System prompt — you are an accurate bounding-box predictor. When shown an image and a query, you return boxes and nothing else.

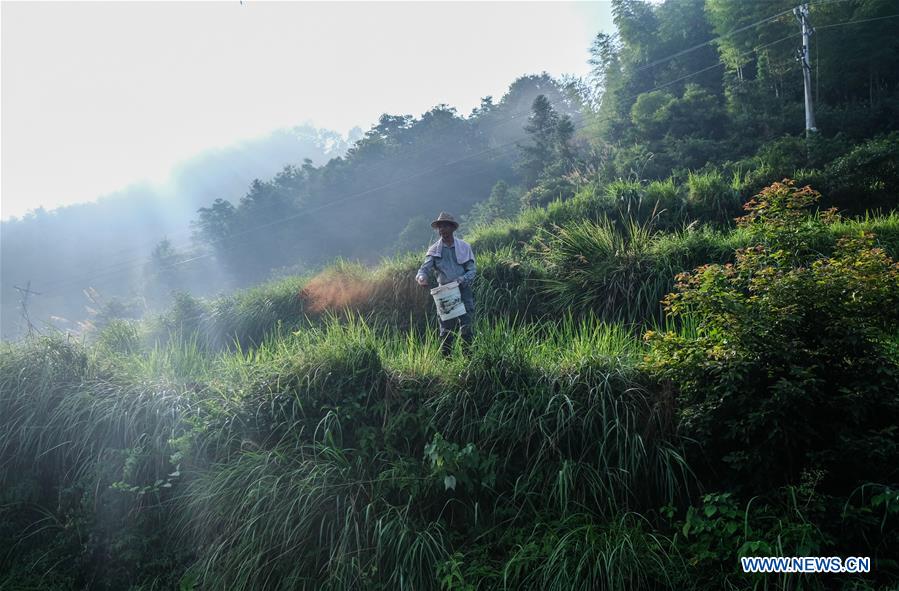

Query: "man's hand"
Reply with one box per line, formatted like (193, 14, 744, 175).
(416, 275, 428, 287)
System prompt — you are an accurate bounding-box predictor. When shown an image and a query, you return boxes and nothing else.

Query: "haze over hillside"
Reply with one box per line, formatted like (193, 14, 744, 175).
(1, 1, 608, 342)
(2, 70, 579, 341)
(1, 123, 360, 339)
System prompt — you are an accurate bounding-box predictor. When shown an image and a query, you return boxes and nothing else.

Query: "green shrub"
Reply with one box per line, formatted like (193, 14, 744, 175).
(605, 178, 643, 214)
(468, 186, 609, 253)
(835, 212, 899, 260)
(644, 178, 685, 226)
(522, 175, 577, 208)
(160, 291, 208, 341)
(665, 485, 836, 589)
(652, 225, 742, 271)
(647, 181, 899, 493)
(734, 133, 853, 199)
(473, 247, 545, 319)
(685, 170, 741, 226)
(753, 135, 810, 175)
(824, 132, 899, 213)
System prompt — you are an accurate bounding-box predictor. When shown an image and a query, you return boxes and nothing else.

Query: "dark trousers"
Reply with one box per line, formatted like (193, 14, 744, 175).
(439, 310, 474, 356)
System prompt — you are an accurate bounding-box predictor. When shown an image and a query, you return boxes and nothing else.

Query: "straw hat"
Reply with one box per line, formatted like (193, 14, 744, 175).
(431, 211, 459, 229)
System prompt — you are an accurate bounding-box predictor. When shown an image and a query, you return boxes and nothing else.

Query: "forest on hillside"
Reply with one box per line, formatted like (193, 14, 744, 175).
(2, 0, 899, 589)
(4, 0, 897, 341)
(170, 0, 899, 277)
(1, 124, 361, 340)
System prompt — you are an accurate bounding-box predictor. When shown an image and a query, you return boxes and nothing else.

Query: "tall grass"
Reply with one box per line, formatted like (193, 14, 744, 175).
(162, 316, 693, 589)
(466, 185, 609, 252)
(0, 336, 198, 587)
(428, 318, 691, 515)
(644, 177, 686, 224)
(502, 513, 687, 590)
(7, 280, 896, 587)
(144, 276, 307, 351)
(832, 210, 899, 258)
(182, 443, 448, 591)
(130, 201, 897, 354)
(4, 174, 895, 588)
(534, 218, 677, 323)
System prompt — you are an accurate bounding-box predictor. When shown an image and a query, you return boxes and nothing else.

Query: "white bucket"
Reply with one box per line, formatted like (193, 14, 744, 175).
(430, 281, 467, 321)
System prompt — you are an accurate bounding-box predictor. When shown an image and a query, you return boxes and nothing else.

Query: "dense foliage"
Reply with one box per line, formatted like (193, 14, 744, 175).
(3, 0, 899, 587)
(2, 177, 898, 589)
(648, 181, 899, 492)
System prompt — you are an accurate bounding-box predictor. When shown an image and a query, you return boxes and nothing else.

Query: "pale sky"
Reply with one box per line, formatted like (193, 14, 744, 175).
(1, 1, 613, 220)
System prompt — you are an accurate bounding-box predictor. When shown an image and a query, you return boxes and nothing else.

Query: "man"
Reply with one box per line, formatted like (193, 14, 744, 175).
(415, 212, 476, 357)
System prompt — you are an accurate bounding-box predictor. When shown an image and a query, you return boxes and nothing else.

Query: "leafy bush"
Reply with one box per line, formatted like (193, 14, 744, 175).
(647, 181, 899, 494)
(664, 484, 837, 589)
(464, 180, 524, 228)
(824, 132, 899, 213)
(753, 134, 849, 175)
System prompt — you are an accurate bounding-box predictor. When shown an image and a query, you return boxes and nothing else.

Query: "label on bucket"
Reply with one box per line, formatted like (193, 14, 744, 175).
(430, 281, 466, 321)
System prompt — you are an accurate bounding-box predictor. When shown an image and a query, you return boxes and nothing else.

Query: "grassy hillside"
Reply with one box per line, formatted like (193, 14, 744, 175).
(133, 175, 899, 352)
(2, 179, 898, 590)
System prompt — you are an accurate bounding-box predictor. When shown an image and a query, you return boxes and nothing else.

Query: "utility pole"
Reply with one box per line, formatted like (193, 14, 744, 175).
(14, 281, 41, 338)
(794, 3, 818, 136)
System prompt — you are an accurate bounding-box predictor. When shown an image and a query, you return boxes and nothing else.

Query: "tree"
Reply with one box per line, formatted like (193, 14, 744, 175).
(192, 198, 236, 247)
(519, 95, 575, 187)
(587, 32, 623, 115)
(143, 238, 185, 305)
(465, 181, 523, 227)
(520, 95, 558, 186)
(393, 215, 435, 255)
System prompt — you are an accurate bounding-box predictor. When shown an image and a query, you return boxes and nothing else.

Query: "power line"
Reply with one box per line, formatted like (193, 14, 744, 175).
(31, 109, 537, 293)
(152, 16, 899, 270)
(43, 144, 520, 293)
(631, 6, 796, 75)
(628, 0, 866, 77)
(18, 2, 875, 299)
(30, 27, 822, 296)
(158, 33, 829, 271)
(32, 12, 894, 297)
(26, 4, 804, 293)
(38, 43, 786, 295)
(816, 12, 899, 29)
(13, 282, 42, 337)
